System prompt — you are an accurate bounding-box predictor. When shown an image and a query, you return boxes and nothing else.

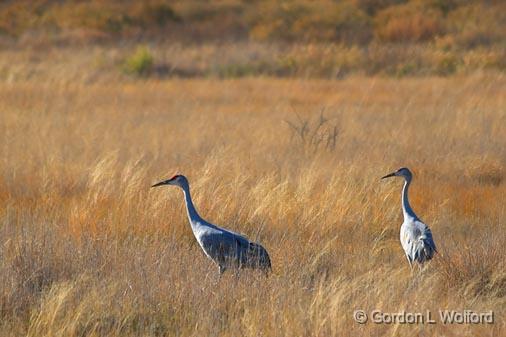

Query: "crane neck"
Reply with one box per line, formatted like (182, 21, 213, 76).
(180, 182, 204, 225)
(401, 177, 417, 220)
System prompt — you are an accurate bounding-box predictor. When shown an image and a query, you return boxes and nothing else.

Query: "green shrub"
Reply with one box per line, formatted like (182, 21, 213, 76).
(122, 46, 154, 76)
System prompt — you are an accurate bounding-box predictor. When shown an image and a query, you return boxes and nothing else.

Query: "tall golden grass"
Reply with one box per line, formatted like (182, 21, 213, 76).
(0, 74, 505, 336)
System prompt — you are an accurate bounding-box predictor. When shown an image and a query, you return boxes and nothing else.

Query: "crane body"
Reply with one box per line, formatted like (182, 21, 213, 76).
(152, 175, 271, 276)
(382, 168, 437, 267)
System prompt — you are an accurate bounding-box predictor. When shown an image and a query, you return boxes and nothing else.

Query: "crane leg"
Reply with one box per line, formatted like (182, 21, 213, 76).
(211, 265, 226, 284)
(217, 265, 226, 283)
(406, 256, 413, 272)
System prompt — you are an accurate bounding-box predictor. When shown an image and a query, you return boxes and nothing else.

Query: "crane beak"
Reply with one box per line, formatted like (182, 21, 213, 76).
(151, 179, 171, 188)
(381, 172, 396, 180)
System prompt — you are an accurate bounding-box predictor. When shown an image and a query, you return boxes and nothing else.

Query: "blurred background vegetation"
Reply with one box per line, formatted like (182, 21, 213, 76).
(0, 0, 505, 78)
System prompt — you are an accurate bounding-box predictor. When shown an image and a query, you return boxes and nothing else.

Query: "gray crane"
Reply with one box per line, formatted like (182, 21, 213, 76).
(152, 174, 271, 276)
(382, 167, 437, 268)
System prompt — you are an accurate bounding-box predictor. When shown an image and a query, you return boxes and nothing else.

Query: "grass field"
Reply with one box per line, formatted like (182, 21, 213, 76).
(0, 73, 505, 336)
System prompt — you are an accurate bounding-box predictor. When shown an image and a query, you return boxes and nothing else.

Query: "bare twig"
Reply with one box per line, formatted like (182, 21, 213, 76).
(284, 108, 339, 153)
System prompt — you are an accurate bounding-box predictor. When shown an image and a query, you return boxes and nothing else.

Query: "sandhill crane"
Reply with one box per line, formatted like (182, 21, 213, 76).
(381, 167, 437, 268)
(151, 174, 271, 277)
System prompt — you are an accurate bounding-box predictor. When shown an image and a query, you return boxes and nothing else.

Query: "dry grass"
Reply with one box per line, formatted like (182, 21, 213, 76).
(0, 73, 505, 336)
(1, 43, 504, 83)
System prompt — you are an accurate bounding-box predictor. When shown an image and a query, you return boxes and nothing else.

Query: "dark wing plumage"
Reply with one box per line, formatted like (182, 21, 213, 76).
(239, 240, 271, 271)
(407, 221, 437, 264)
(222, 228, 271, 270)
(200, 228, 271, 272)
(414, 226, 437, 263)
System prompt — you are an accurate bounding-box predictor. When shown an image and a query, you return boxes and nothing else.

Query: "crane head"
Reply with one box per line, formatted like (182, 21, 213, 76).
(151, 174, 187, 188)
(381, 167, 412, 180)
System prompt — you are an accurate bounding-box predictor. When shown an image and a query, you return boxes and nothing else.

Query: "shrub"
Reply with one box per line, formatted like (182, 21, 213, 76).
(248, 1, 310, 42)
(352, 0, 407, 15)
(461, 50, 506, 72)
(131, 1, 181, 27)
(122, 46, 154, 77)
(446, 3, 506, 48)
(433, 51, 459, 75)
(333, 2, 373, 44)
(374, 2, 444, 42)
(248, 1, 372, 44)
(0, 1, 47, 37)
(49, 2, 132, 33)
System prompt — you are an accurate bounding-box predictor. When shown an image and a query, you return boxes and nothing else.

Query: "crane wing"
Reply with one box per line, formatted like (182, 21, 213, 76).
(198, 227, 271, 270)
(401, 220, 437, 264)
